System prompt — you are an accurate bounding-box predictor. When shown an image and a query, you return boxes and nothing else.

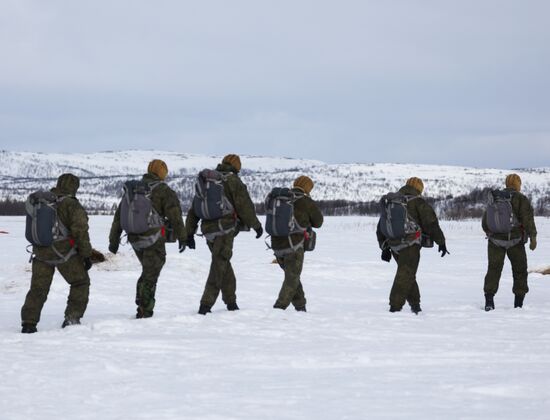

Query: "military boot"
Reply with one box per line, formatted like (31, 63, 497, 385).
(198, 304, 212, 315)
(410, 303, 422, 314)
(227, 303, 239, 311)
(136, 307, 153, 319)
(62, 318, 81, 328)
(514, 294, 525, 308)
(484, 294, 495, 311)
(21, 323, 37, 334)
(295, 306, 307, 312)
(389, 306, 401, 313)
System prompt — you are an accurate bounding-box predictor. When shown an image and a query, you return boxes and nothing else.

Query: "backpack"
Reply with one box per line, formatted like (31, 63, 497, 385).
(485, 190, 518, 234)
(378, 192, 421, 243)
(119, 180, 164, 235)
(192, 169, 234, 221)
(264, 188, 306, 237)
(25, 190, 69, 247)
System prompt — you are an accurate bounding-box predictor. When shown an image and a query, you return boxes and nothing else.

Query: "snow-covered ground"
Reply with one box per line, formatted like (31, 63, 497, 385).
(1, 216, 550, 420)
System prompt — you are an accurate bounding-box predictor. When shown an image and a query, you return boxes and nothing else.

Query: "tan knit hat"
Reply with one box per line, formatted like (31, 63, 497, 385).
(505, 173, 522, 192)
(406, 177, 424, 194)
(222, 154, 242, 172)
(293, 176, 314, 194)
(147, 159, 168, 180)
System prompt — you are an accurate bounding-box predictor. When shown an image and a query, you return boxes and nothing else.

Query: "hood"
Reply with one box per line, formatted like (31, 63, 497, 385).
(216, 163, 239, 174)
(399, 184, 422, 196)
(53, 173, 80, 196)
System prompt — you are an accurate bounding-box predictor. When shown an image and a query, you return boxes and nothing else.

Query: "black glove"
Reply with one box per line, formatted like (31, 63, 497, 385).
(187, 235, 196, 250)
(381, 248, 392, 262)
(438, 243, 450, 257)
(178, 239, 186, 253)
(254, 226, 263, 239)
(83, 257, 92, 271)
(109, 242, 119, 255)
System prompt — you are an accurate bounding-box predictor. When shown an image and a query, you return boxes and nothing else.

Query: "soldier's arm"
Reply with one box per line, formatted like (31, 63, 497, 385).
(162, 188, 187, 241)
(231, 177, 261, 230)
(109, 204, 123, 246)
(306, 198, 324, 228)
(519, 194, 537, 237)
(185, 207, 200, 236)
(417, 199, 446, 246)
(69, 202, 93, 258)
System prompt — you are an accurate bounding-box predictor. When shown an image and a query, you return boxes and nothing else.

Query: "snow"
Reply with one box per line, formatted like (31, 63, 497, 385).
(1, 215, 550, 419)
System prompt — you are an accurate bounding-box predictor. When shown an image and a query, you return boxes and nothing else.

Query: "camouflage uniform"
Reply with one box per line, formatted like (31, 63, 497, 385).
(377, 185, 446, 311)
(21, 174, 93, 327)
(271, 189, 324, 310)
(109, 173, 186, 317)
(186, 163, 261, 310)
(482, 189, 537, 298)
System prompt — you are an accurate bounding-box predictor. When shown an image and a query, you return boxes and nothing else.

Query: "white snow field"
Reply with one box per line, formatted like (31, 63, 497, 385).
(1, 216, 550, 420)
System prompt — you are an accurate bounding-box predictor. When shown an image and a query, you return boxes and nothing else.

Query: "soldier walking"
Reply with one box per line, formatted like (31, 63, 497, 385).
(482, 174, 537, 310)
(377, 177, 448, 313)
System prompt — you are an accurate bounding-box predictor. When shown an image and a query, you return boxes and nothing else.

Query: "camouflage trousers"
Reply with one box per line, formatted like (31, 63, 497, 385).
(274, 248, 306, 309)
(134, 240, 166, 317)
(484, 241, 528, 296)
(389, 245, 421, 310)
(21, 255, 90, 325)
(200, 233, 237, 309)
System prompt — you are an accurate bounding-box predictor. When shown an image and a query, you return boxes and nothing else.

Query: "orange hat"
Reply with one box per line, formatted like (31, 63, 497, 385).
(406, 177, 424, 194)
(222, 154, 242, 172)
(147, 159, 168, 180)
(293, 176, 314, 194)
(505, 173, 522, 192)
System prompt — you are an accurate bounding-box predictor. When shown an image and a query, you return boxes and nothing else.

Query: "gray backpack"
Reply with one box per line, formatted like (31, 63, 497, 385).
(485, 190, 518, 234)
(192, 169, 234, 221)
(119, 180, 164, 235)
(379, 192, 421, 243)
(25, 191, 69, 247)
(264, 188, 305, 237)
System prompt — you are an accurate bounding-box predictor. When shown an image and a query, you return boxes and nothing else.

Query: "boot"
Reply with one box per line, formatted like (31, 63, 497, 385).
(514, 294, 524, 308)
(295, 306, 307, 312)
(389, 306, 401, 313)
(484, 294, 495, 311)
(410, 303, 422, 314)
(273, 303, 286, 310)
(21, 323, 37, 334)
(61, 318, 81, 328)
(198, 304, 211, 315)
(136, 307, 153, 319)
(227, 302, 239, 311)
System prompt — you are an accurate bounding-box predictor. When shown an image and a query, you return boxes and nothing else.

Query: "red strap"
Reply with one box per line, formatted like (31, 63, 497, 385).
(69, 238, 76, 247)
(161, 226, 166, 237)
(415, 231, 421, 239)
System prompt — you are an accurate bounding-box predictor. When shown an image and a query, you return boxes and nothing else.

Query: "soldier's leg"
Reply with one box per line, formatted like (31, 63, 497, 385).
(135, 243, 166, 317)
(57, 255, 90, 322)
(483, 241, 506, 296)
(291, 281, 307, 310)
(201, 234, 233, 308)
(220, 235, 237, 306)
(21, 259, 55, 326)
(508, 243, 528, 297)
(274, 249, 305, 309)
(389, 245, 421, 310)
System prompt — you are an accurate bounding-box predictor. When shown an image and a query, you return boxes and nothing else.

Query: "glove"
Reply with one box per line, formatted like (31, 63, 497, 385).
(438, 243, 450, 257)
(108, 242, 119, 255)
(187, 235, 196, 250)
(178, 239, 186, 253)
(530, 236, 537, 251)
(254, 226, 263, 239)
(381, 249, 392, 262)
(83, 257, 92, 271)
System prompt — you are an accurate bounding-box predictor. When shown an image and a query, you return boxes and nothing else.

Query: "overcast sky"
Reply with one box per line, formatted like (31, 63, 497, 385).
(1, 0, 549, 168)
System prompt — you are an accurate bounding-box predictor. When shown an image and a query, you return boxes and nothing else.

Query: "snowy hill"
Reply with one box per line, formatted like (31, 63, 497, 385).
(1, 150, 549, 212)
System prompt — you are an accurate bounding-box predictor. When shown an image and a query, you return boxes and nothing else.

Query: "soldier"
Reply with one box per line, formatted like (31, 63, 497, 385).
(269, 176, 324, 312)
(21, 173, 93, 333)
(186, 154, 263, 315)
(109, 159, 187, 318)
(377, 177, 448, 313)
(482, 174, 537, 311)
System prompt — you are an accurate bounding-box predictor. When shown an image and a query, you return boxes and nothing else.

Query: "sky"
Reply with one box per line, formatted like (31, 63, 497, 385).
(0, 0, 549, 168)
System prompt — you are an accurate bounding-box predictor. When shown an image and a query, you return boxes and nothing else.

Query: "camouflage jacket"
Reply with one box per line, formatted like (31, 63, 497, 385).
(271, 188, 324, 251)
(109, 173, 186, 246)
(376, 185, 446, 248)
(186, 163, 261, 236)
(482, 188, 537, 240)
(34, 174, 92, 261)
